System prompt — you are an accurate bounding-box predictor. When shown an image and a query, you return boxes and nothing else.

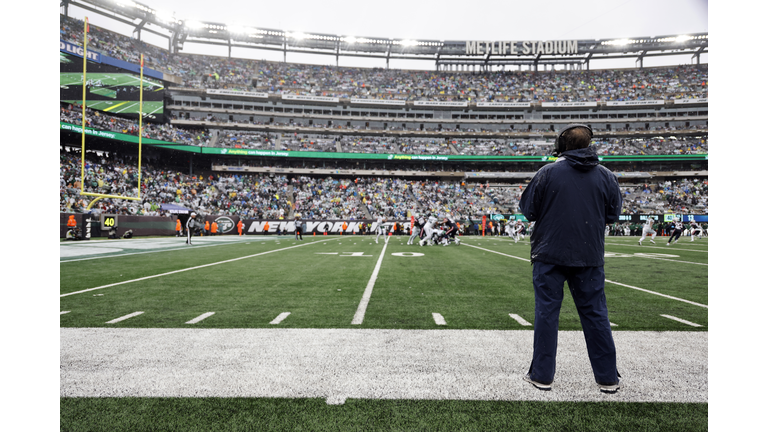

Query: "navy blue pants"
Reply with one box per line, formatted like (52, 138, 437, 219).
(529, 262, 618, 386)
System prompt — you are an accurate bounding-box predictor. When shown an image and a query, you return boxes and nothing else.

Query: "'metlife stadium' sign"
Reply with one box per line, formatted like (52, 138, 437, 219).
(465, 40, 578, 55)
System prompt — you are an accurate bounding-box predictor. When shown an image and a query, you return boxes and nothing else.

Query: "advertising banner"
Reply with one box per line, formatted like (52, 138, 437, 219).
(350, 98, 406, 106)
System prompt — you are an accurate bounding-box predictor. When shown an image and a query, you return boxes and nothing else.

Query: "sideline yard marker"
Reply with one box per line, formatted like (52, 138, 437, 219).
(106, 311, 144, 324)
(509, 313, 532, 326)
(186, 312, 215, 324)
(432, 313, 447, 326)
(660, 314, 702, 327)
(270, 312, 291, 325)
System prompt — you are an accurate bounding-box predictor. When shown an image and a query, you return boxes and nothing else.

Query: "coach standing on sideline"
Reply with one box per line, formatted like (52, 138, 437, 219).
(519, 124, 623, 394)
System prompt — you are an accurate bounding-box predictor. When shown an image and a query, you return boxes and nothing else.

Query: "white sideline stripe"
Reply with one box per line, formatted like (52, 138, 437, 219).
(661, 314, 703, 327)
(432, 313, 447, 326)
(61, 240, 253, 263)
(61, 239, 332, 297)
(186, 312, 215, 324)
(60, 311, 71, 315)
(106, 311, 144, 324)
(351, 237, 389, 325)
(605, 280, 708, 309)
(326, 395, 347, 405)
(465, 242, 708, 309)
(508, 313, 531, 326)
(270, 312, 291, 325)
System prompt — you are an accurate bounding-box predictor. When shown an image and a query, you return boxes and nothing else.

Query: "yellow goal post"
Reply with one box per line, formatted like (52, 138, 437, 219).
(78, 16, 144, 204)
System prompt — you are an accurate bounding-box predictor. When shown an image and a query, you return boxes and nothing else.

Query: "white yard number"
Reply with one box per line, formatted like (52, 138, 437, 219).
(391, 252, 424, 257)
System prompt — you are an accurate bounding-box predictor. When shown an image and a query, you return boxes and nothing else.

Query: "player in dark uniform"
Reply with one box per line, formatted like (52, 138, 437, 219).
(666, 218, 684, 245)
(407, 213, 423, 245)
(689, 221, 703, 242)
(442, 217, 461, 245)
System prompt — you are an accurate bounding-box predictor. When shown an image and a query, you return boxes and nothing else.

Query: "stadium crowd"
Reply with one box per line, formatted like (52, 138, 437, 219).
(61, 147, 708, 221)
(61, 15, 708, 103)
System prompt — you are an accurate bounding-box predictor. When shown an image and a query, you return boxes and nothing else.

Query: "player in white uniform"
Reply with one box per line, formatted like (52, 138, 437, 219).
(375, 215, 387, 244)
(638, 217, 657, 245)
(689, 221, 703, 241)
(513, 220, 525, 243)
(419, 215, 438, 246)
(505, 219, 515, 240)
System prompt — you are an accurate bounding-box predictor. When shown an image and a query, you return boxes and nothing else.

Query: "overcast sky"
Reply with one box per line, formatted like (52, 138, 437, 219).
(64, 0, 709, 70)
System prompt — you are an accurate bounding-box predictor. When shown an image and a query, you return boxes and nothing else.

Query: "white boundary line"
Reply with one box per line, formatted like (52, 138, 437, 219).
(186, 312, 215, 324)
(60, 239, 332, 298)
(660, 314, 703, 327)
(270, 312, 291, 325)
(106, 311, 144, 324)
(61, 240, 253, 263)
(464, 242, 708, 309)
(351, 237, 389, 325)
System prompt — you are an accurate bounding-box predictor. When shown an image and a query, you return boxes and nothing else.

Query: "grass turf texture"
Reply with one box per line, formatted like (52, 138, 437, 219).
(60, 235, 708, 429)
(60, 397, 707, 432)
(61, 236, 707, 330)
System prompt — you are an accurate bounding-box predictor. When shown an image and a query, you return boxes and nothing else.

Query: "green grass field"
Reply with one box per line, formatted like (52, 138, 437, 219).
(60, 234, 708, 430)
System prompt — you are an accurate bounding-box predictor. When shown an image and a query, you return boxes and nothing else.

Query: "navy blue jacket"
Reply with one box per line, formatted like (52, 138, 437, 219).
(520, 147, 622, 267)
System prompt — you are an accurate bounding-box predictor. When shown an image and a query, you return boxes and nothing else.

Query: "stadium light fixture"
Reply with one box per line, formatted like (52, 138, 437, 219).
(343, 36, 357, 44)
(400, 40, 418, 46)
(289, 32, 308, 40)
(675, 35, 693, 43)
(184, 20, 205, 30)
(154, 9, 175, 23)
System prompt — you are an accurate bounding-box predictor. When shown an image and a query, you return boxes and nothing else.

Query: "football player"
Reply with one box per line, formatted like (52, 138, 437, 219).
(638, 217, 657, 245)
(407, 213, 422, 245)
(666, 218, 684, 245)
(690, 220, 703, 241)
(419, 214, 439, 246)
(443, 217, 461, 245)
(375, 215, 387, 244)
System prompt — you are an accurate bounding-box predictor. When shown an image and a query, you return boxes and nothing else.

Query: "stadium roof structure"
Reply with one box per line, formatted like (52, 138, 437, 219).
(62, 0, 707, 70)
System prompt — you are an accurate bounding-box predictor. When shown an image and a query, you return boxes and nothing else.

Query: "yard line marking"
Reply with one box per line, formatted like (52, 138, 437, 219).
(61, 239, 333, 297)
(605, 242, 708, 253)
(186, 312, 215, 324)
(462, 243, 531, 262)
(351, 237, 389, 325)
(605, 280, 708, 308)
(102, 100, 129, 112)
(508, 313, 532, 326)
(660, 314, 703, 327)
(270, 312, 291, 324)
(432, 313, 447, 326)
(60, 311, 71, 315)
(610, 322, 618, 327)
(621, 253, 707, 266)
(464, 243, 707, 309)
(106, 311, 144, 324)
(115, 102, 138, 113)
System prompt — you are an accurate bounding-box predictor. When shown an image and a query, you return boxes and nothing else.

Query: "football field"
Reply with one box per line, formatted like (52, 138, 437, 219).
(60, 234, 708, 430)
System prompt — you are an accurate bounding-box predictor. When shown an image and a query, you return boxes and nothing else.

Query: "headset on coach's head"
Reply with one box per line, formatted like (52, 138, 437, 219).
(553, 124, 593, 156)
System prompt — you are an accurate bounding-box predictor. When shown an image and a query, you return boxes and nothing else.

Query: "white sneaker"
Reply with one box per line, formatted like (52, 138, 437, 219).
(666, 243, 670, 246)
(638, 240, 642, 245)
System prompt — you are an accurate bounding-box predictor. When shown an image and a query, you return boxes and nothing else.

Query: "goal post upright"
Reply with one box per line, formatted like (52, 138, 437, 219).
(77, 17, 143, 204)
